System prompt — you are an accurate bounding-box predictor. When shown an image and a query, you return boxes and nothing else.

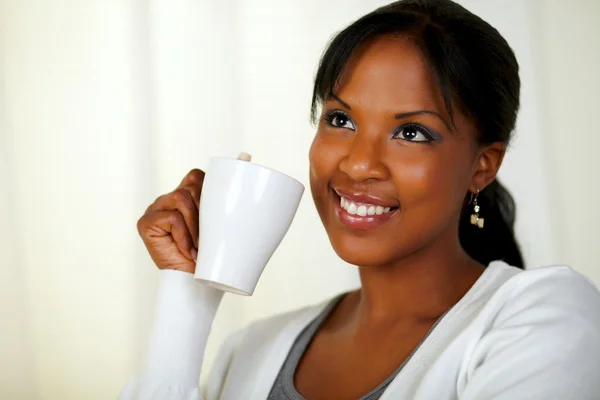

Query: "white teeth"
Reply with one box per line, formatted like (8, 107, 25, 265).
(339, 196, 394, 217)
(347, 203, 357, 215)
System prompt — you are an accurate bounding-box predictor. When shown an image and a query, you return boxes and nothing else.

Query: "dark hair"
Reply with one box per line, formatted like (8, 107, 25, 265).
(311, 0, 524, 268)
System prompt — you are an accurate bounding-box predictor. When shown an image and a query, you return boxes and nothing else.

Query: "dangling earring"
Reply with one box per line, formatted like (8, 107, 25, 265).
(470, 189, 484, 228)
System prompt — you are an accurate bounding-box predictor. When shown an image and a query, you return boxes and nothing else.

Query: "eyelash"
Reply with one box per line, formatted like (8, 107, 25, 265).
(391, 123, 439, 142)
(322, 109, 441, 143)
(323, 109, 353, 129)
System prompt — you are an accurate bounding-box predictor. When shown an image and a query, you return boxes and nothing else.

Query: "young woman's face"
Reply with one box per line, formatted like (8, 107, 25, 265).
(309, 35, 484, 267)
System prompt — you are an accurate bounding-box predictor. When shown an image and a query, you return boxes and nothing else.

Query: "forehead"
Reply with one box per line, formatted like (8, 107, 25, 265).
(335, 35, 446, 115)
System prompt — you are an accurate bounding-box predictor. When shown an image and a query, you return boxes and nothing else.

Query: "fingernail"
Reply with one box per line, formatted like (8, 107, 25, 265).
(191, 248, 198, 261)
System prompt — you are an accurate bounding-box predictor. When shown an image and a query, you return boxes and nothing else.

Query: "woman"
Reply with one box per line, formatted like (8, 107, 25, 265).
(121, 1, 600, 399)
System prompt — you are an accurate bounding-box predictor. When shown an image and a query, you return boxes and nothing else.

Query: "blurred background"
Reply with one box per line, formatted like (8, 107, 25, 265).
(0, 0, 598, 398)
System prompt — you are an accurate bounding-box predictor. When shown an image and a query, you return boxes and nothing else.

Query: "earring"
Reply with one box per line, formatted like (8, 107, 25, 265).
(470, 189, 484, 228)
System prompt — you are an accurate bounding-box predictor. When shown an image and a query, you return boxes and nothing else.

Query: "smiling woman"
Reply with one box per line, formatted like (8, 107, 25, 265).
(120, 1, 600, 399)
(309, 34, 512, 272)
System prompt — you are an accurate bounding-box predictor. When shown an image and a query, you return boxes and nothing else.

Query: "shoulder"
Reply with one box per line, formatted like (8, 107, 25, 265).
(225, 297, 333, 351)
(458, 263, 600, 398)
(480, 261, 600, 341)
(205, 295, 338, 398)
(208, 295, 337, 365)
(490, 262, 600, 320)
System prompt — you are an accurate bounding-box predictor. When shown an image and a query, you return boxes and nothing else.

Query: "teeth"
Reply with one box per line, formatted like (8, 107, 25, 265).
(339, 196, 394, 216)
(347, 203, 357, 215)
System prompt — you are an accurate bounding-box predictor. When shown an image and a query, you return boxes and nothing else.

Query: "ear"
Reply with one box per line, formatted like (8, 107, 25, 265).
(469, 142, 506, 192)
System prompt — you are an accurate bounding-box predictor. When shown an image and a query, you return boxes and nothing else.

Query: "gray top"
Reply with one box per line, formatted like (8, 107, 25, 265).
(267, 294, 446, 400)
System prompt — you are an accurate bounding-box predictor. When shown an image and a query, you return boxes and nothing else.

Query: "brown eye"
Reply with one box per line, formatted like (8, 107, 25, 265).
(324, 110, 356, 130)
(404, 126, 418, 139)
(332, 114, 349, 127)
(392, 123, 436, 142)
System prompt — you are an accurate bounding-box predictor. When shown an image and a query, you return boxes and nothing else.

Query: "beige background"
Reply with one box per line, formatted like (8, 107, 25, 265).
(1, 0, 598, 398)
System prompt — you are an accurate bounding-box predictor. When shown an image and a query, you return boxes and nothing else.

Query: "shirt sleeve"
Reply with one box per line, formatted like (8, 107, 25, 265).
(458, 267, 600, 400)
(119, 269, 224, 400)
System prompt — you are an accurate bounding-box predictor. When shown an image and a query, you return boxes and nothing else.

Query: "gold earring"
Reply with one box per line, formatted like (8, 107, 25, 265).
(470, 189, 484, 229)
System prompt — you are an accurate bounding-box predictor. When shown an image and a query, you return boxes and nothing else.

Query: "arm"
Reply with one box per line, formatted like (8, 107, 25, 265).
(119, 270, 223, 400)
(458, 268, 600, 400)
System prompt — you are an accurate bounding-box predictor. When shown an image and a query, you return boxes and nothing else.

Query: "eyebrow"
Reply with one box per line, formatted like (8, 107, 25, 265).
(332, 94, 352, 110)
(331, 94, 453, 132)
(395, 110, 453, 131)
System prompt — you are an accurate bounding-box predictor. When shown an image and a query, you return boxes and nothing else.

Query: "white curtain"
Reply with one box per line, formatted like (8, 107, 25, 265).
(1, 1, 598, 398)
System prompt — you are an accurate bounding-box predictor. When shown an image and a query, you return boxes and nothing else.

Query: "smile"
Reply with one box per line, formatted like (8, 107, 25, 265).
(340, 197, 393, 216)
(333, 190, 399, 230)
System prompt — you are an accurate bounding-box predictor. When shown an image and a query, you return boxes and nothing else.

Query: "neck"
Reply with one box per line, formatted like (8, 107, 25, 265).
(354, 228, 483, 324)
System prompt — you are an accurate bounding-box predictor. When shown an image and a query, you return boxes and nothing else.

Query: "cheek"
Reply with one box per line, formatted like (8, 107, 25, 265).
(308, 134, 331, 212)
(309, 131, 345, 189)
(308, 135, 323, 194)
(390, 145, 472, 209)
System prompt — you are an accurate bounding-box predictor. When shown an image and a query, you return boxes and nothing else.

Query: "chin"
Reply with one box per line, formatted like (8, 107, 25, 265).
(328, 234, 397, 268)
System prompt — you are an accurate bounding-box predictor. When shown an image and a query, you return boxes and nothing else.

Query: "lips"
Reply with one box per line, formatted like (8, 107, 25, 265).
(340, 196, 393, 216)
(334, 189, 398, 208)
(332, 188, 399, 229)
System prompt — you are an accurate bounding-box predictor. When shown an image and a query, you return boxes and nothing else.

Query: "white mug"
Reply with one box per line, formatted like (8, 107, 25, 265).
(194, 157, 305, 295)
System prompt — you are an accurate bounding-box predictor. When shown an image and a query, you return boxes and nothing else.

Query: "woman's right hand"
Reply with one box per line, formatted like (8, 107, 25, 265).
(137, 169, 205, 274)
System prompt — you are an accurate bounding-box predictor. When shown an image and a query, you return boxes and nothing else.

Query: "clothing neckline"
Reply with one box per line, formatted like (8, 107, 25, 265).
(280, 260, 511, 400)
(282, 295, 449, 400)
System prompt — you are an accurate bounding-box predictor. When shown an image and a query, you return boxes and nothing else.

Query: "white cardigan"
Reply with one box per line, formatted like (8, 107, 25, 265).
(120, 261, 600, 399)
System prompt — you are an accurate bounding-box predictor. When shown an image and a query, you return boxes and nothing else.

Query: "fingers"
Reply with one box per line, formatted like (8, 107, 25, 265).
(138, 169, 206, 270)
(180, 184, 201, 210)
(179, 169, 205, 191)
(177, 168, 205, 208)
(139, 210, 196, 262)
(148, 188, 199, 248)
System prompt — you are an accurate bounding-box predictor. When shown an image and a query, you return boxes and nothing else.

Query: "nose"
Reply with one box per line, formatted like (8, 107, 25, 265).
(338, 133, 389, 182)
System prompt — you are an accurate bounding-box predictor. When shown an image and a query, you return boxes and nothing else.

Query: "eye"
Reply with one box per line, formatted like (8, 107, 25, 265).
(392, 123, 437, 143)
(323, 110, 355, 130)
